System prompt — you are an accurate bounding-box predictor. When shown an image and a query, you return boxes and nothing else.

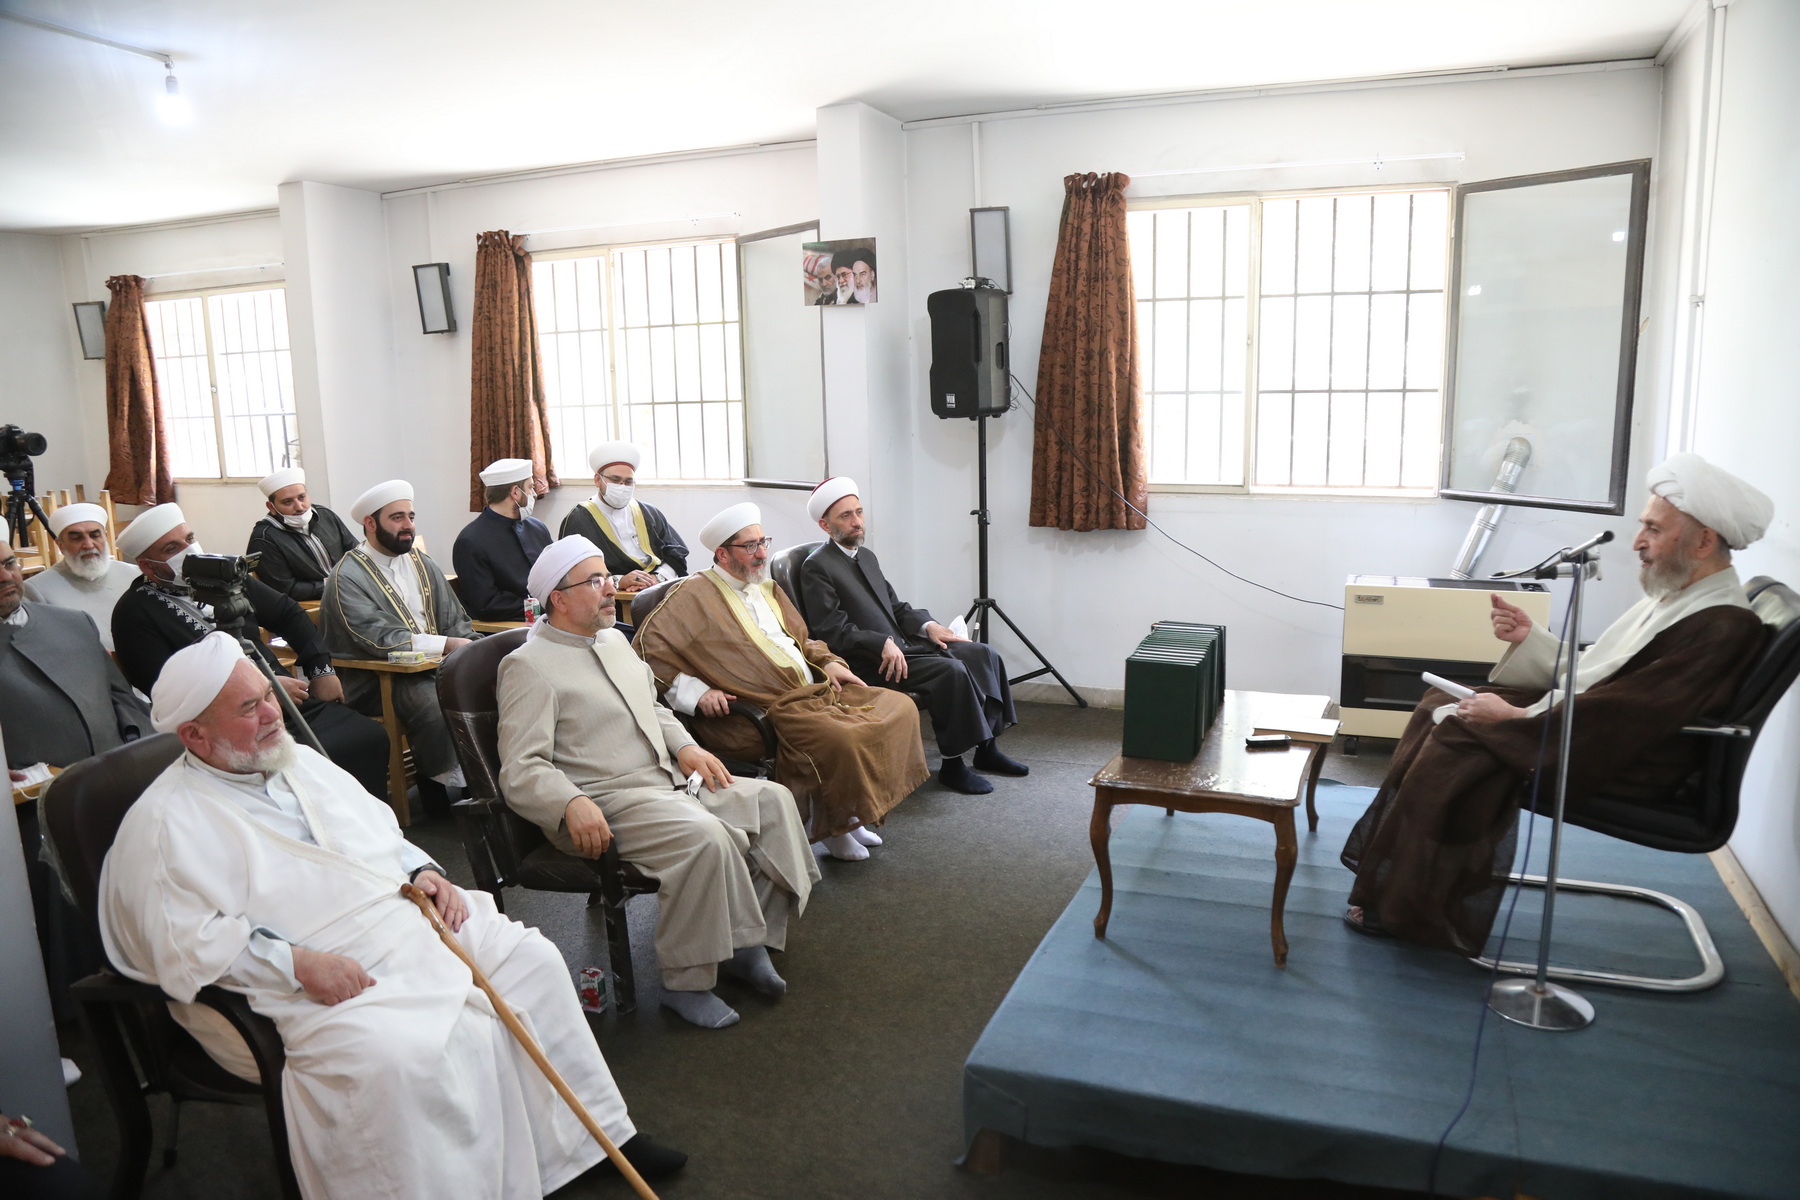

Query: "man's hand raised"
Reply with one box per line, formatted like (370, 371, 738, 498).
(293, 946, 375, 1005)
(564, 794, 613, 858)
(1489, 594, 1532, 645)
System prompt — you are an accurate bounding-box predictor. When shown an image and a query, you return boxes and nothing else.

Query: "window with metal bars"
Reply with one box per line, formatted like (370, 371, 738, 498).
(144, 286, 299, 480)
(1128, 188, 1449, 492)
(534, 239, 744, 483)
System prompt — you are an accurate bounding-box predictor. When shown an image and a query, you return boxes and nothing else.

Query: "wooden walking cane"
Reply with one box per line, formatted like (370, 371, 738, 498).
(400, 884, 660, 1200)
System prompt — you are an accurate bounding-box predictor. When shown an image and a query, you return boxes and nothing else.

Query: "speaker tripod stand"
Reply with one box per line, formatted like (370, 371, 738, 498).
(962, 412, 1086, 708)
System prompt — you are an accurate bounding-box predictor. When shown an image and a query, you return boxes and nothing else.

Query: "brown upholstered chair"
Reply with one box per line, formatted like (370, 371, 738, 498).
(435, 627, 660, 1012)
(43, 734, 300, 1200)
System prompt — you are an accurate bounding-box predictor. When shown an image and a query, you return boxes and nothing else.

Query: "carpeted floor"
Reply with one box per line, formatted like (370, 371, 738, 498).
(57, 704, 1415, 1199)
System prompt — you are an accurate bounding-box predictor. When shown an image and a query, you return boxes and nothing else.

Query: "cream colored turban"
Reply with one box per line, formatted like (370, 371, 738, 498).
(806, 477, 859, 523)
(1645, 453, 1774, 551)
(529, 535, 606, 603)
(351, 480, 413, 525)
(48, 503, 108, 538)
(257, 467, 305, 497)
(151, 631, 248, 733)
(698, 502, 761, 552)
(587, 441, 642, 473)
(479, 458, 533, 487)
(117, 503, 187, 561)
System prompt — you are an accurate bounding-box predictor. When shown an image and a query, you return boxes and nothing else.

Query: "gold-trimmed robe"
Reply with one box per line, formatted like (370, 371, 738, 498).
(633, 571, 927, 839)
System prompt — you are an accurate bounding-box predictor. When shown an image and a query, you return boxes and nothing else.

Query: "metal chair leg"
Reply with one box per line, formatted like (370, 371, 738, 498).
(606, 897, 638, 1014)
(1471, 872, 1726, 992)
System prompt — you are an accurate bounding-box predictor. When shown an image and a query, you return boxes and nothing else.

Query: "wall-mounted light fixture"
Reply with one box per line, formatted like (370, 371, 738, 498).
(72, 301, 107, 359)
(970, 206, 1011, 294)
(412, 263, 456, 334)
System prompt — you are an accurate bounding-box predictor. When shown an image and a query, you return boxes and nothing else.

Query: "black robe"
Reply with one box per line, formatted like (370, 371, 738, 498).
(111, 575, 390, 799)
(451, 508, 553, 620)
(558, 499, 689, 579)
(1341, 605, 1768, 955)
(798, 540, 1015, 758)
(247, 506, 359, 601)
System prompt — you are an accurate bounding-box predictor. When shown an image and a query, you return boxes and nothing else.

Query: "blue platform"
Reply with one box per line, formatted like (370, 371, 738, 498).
(963, 783, 1800, 1199)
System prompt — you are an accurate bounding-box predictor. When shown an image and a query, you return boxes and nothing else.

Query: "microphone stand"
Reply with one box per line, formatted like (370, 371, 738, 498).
(1485, 533, 1611, 1032)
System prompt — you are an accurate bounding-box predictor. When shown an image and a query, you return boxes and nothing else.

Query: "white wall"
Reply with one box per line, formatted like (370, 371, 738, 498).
(896, 67, 1669, 700)
(1673, 0, 1800, 943)
(0, 232, 88, 493)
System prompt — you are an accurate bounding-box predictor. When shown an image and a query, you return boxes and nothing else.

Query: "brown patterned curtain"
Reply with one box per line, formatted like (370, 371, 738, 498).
(102, 275, 175, 505)
(469, 230, 556, 510)
(1029, 172, 1147, 532)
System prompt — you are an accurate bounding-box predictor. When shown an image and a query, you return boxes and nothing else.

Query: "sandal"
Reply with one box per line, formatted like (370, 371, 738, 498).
(1343, 906, 1393, 938)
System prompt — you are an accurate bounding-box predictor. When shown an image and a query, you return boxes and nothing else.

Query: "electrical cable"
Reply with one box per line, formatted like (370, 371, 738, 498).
(1423, 583, 1580, 1195)
(1006, 373, 1344, 611)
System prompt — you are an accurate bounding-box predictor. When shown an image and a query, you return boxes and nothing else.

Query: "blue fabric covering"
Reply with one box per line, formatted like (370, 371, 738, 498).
(963, 782, 1800, 1199)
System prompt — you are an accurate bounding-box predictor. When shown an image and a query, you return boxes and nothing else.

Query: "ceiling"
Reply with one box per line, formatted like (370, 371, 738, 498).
(0, 0, 1692, 234)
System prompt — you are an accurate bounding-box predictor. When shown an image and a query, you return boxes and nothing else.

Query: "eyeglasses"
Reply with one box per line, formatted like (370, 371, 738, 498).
(726, 537, 774, 552)
(554, 574, 611, 594)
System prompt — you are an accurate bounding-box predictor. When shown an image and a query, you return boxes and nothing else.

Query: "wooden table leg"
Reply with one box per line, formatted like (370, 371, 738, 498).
(1270, 810, 1297, 967)
(379, 672, 410, 827)
(1304, 742, 1328, 833)
(1090, 792, 1117, 938)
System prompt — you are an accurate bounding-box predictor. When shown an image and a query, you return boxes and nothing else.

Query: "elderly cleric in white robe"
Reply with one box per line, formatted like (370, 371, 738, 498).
(99, 633, 684, 1198)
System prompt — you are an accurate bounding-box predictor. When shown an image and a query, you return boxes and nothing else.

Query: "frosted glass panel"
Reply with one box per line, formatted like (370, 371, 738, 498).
(1444, 163, 1647, 513)
(738, 225, 826, 483)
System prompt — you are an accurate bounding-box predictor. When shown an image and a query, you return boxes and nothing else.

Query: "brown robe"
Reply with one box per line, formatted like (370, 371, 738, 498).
(633, 572, 929, 840)
(1341, 605, 1768, 955)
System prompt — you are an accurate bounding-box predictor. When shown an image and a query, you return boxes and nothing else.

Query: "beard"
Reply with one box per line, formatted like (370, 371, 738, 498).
(741, 563, 768, 585)
(1639, 542, 1702, 599)
(65, 548, 111, 581)
(215, 728, 298, 775)
(853, 286, 874, 304)
(833, 530, 864, 550)
(375, 525, 415, 556)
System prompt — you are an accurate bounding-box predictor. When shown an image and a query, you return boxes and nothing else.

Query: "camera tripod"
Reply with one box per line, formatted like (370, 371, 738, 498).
(4, 470, 51, 554)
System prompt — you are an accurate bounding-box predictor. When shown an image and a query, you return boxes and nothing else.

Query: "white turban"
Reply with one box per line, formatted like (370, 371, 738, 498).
(529, 535, 605, 603)
(117, 503, 187, 561)
(1645, 453, 1774, 551)
(587, 441, 642, 474)
(807, 476, 859, 523)
(150, 631, 248, 733)
(257, 467, 305, 497)
(351, 480, 413, 525)
(698, 502, 761, 553)
(479, 458, 533, 487)
(48, 503, 109, 538)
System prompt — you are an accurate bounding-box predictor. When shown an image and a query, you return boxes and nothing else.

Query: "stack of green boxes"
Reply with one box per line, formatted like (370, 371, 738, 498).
(1121, 621, 1227, 761)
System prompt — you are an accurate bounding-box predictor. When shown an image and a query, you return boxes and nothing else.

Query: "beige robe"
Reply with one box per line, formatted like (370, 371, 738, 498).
(633, 570, 928, 840)
(497, 622, 818, 991)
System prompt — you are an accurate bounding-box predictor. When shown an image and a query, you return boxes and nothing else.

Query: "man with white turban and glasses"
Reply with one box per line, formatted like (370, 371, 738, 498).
(245, 467, 360, 601)
(632, 503, 927, 862)
(1342, 453, 1776, 954)
(497, 536, 817, 1029)
(98, 633, 685, 1199)
(557, 441, 689, 591)
(320, 480, 476, 816)
(21, 503, 138, 650)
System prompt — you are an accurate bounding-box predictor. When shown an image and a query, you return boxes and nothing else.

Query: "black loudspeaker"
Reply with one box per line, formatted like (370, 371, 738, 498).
(928, 286, 1009, 418)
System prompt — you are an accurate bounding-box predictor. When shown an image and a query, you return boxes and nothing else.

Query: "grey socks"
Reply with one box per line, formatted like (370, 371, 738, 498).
(661, 988, 740, 1029)
(720, 944, 787, 997)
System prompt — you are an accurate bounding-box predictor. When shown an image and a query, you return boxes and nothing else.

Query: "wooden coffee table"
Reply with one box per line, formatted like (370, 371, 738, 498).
(1088, 690, 1337, 967)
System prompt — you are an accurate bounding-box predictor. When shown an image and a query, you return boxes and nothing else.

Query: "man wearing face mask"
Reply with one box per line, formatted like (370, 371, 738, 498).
(21, 502, 139, 650)
(245, 467, 359, 601)
(451, 458, 553, 621)
(557, 441, 689, 592)
(109, 503, 390, 800)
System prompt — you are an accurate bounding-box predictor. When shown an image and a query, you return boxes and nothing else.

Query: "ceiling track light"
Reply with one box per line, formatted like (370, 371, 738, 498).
(0, 10, 186, 119)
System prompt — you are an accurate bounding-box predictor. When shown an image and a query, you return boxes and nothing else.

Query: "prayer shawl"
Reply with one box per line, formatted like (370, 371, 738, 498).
(99, 748, 630, 1199)
(246, 506, 359, 602)
(559, 498, 689, 579)
(633, 571, 928, 839)
(319, 546, 474, 658)
(1342, 570, 1768, 955)
(21, 558, 139, 651)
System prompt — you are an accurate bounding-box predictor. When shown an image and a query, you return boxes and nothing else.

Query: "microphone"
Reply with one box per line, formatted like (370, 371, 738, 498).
(1558, 529, 1615, 562)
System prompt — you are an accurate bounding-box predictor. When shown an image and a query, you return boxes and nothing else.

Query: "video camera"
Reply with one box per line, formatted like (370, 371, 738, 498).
(181, 550, 263, 642)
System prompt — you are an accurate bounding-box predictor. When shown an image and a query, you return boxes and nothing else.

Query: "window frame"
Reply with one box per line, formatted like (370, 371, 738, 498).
(532, 235, 746, 486)
(1129, 183, 1454, 498)
(145, 280, 297, 484)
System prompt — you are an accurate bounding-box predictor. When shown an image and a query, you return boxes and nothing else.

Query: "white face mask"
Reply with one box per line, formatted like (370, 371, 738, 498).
(163, 542, 203, 583)
(517, 489, 536, 518)
(281, 509, 314, 531)
(602, 482, 634, 509)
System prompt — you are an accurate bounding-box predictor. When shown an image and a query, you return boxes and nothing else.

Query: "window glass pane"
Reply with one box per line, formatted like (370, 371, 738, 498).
(1332, 195, 1372, 294)
(1255, 393, 1293, 485)
(145, 296, 219, 478)
(1327, 392, 1367, 486)
(1152, 211, 1189, 299)
(208, 289, 297, 478)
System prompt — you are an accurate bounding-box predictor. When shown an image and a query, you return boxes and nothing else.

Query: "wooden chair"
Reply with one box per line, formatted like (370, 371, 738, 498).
(328, 655, 426, 825)
(43, 734, 300, 1200)
(435, 628, 660, 1011)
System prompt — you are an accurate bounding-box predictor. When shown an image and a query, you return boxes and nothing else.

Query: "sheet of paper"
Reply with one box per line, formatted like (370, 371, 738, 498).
(949, 615, 968, 639)
(1421, 672, 1475, 700)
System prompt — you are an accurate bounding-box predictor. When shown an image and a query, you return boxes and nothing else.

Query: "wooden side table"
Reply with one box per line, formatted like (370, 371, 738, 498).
(330, 656, 442, 825)
(1088, 690, 1336, 968)
(470, 619, 527, 634)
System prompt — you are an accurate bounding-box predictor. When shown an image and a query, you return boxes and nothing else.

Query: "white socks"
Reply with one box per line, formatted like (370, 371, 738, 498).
(848, 821, 882, 847)
(819, 832, 869, 861)
(661, 989, 740, 1029)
